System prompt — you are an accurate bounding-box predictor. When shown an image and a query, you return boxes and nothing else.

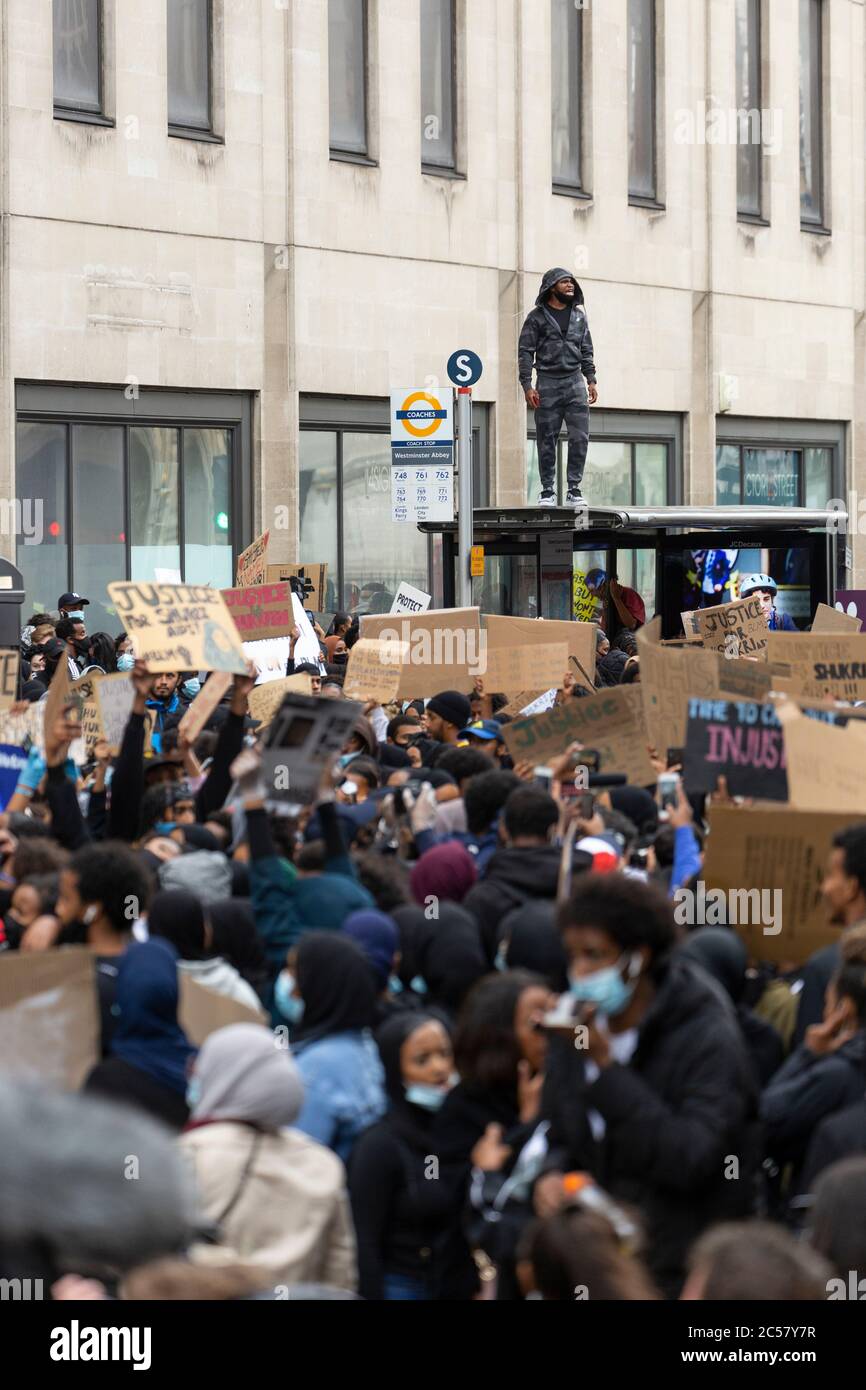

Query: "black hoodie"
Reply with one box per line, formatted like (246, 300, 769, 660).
(518, 266, 596, 389)
(462, 843, 592, 965)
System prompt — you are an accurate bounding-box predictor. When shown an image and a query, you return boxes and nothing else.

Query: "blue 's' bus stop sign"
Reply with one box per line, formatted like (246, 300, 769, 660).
(447, 350, 483, 387)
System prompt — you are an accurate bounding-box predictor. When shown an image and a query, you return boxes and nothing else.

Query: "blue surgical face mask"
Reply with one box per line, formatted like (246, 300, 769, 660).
(183, 678, 201, 699)
(405, 1083, 448, 1112)
(275, 970, 305, 1026)
(494, 943, 509, 972)
(339, 751, 360, 769)
(117, 653, 135, 672)
(186, 1076, 201, 1111)
(154, 821, 176, 837)
(387, 974, 404, 996)
(67, 611, 85, 622)
(409, 975, 428, 996)
(569, 952, 641, 1017)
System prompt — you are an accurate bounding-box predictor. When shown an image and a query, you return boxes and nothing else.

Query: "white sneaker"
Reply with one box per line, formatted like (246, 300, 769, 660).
(538, 491, 556, 507)
(566, 490, 585, 509)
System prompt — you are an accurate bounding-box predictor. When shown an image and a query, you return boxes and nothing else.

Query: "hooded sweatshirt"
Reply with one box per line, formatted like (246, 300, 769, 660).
(518, 267, 597, 389)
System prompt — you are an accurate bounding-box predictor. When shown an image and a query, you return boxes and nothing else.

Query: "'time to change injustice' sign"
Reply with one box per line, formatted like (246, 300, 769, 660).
(108, 582, 248, 674)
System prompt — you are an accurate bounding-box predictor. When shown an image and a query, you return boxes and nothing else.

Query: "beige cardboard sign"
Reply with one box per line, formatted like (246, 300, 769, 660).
(766, 632, 866, 703)
(637, 619, 719, 755)
(777, 700, 866, 812)
(222, 581, 296, 644)
(68, 672, 103, 752)
(0, 948, 99, 1090)
(702, 805, 855, 965)
(0, 702, 46, 752)
(485, 614, 596, 686)
(248, 674, 313, 729)
(696, 595, 768, 660)
(236, 530, 270, 588)
(178, 973, 265, 1047)
(108, 581, 248, 675)
(680, 610, 703, 641)
(0, 650, 19, 711)
(343, 639, 409, 704)
(481, 642, 569, 695)
(265, 564, 328, 613)
(43, 654, 71, 741)
(96, 673, 146, 754)
(179, 671, 234, 742)
(811, 602, 863, 635)
(361, 608, 483, 699)
(502, 685, 655, 785)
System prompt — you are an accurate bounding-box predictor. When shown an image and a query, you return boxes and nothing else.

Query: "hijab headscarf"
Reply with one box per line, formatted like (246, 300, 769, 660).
(148, 889, 210, 962)
(294, 933, 377, 1044)
(342, 910, 398, 990)
(208, 899, 268, 995)
(375, 1010, 452, 1150)
(499, 901, 569, 992)
(111, 939, 195, 1096)
(187, 1023, 304, 1130)
(410, 842, 477, 906)
(392, 903, 487, 1018)
(678, 927, 748, 1004)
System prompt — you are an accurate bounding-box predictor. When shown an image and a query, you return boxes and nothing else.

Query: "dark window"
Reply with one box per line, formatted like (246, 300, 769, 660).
(329, 0, 368, 156)
(53, 0, 102, 115)
(168, 0, 213, 135)
(736, 0, 762, 218)
(799, 0, 825, 227)
(715, 443, 834, 508)
(551, 0, 582, 191)
(421, 0, 456, 170)
(628, 0, 656, 202)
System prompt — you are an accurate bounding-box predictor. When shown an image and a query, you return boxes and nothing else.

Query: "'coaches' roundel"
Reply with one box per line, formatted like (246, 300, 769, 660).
(397, 392, 449, 440)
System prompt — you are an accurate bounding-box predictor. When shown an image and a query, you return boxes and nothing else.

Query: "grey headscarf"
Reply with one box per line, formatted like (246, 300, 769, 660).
(189, 1023, 304, 1131)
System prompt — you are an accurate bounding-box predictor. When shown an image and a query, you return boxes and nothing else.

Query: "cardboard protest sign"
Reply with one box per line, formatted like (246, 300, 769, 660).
(777, 701, 866, 813)
(343, 639, 409, 704)
(695, 595, 768, 660)
(0, 744, 27, 810)
(766, 632, 866, 702)
(222, 582, 295, 644)
(236, 530, 270, 588)
(391, 582, 432, 617)
(361, 608, 482, 699)
(178, 973, 265, 1047)
(812, 603, 862, 635)
(265, 564, 328, 613)
(95, 673, 144, 754)
(179, 671, 233, 742)
(702, 806, 855, 964)
(0, 650, 19, 710)
(485, 614, 596, 686)
(481, 642, 569, 696)
(502, 686, 656, 785)
(519, 689, 558, 716)
(0, 947, 99, 1089)
(637, 619, 719, 756)
(42, 655, 70, 741)
(244, 637, 293, 685)
(0, 702, 45, 752)
(680, 609, 703, 641)
(260, 693, 362, 806)
(68, 672, 104, 752)
(683, 698, 788, 800)
(107, 581, 248, 675)
(248, 674, 313, 730)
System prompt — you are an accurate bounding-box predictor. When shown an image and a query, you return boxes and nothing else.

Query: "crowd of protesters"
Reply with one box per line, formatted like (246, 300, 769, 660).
(1, 585, 865, 1303)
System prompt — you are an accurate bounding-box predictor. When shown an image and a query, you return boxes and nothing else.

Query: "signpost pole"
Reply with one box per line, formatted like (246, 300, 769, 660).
(457, 386, 473, 608)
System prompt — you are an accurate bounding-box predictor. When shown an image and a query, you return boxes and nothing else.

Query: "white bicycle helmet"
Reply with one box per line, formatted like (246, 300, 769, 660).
(739, 573, 777, 598)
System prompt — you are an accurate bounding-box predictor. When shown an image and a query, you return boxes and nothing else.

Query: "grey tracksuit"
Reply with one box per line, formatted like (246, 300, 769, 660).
(518, 267, 596, 493)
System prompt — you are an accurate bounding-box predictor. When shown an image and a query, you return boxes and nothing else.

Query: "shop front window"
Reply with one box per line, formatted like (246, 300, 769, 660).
(715, 441, 837, 508)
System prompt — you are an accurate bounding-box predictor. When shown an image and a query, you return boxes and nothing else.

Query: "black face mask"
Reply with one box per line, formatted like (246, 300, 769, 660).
(333, 653, 348, 665)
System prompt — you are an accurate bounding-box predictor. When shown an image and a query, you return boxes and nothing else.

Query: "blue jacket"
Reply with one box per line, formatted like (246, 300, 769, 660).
(293, 1030, 386, 1163)
(146, 691, 183, 755)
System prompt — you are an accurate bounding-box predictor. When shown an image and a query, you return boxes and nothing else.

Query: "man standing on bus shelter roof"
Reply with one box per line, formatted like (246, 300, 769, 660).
(518, 268, 598, 510)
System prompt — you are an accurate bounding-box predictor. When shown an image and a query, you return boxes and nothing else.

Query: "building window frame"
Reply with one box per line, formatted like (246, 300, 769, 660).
(627, 0, 661, 209)
(299, 394, 489, 605)
(167, 0, 222, 144)
(420, 0, 459, 176)
(551, 0, 589, 199)
(53, 0, 113, 126)
(14, 384, 252, 601)
(526, 409, 682, 507)
(736, 0, 767, 225)
(715, 417, 845, 507)
(799, 0, 828, 233)
(329, 0, 374, 165)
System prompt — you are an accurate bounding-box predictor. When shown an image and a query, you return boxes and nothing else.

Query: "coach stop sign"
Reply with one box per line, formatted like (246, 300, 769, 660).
(389, 389, 455, 525)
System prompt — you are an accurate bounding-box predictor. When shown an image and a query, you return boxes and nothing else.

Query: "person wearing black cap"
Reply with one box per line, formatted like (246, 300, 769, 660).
(424, 691, 472, 756)
(348, 1011, 456, 1299)
(57, 592, 90, 629)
